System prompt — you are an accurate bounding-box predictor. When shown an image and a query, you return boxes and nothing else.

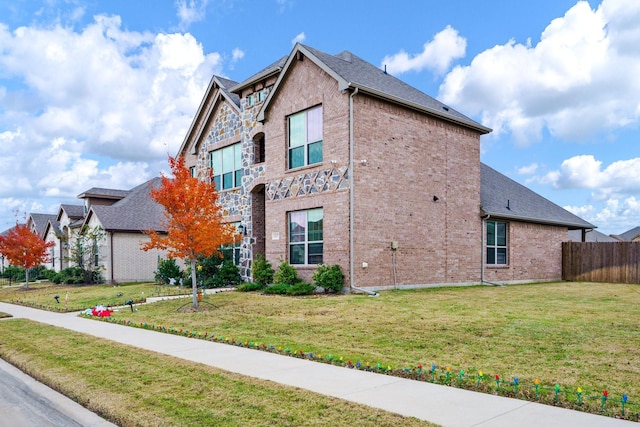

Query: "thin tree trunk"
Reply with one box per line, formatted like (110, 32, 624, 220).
(190, 258, 198, 308)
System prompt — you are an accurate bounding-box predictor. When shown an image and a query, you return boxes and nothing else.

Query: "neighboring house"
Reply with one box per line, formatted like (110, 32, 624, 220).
(27, 213, 57, 238)
(175, 43, 594, 290)
(567, 229, 618, 243)
(82, 178, 171, 283)
(43, 204, 85, 272)
(611, 227, 640, 242)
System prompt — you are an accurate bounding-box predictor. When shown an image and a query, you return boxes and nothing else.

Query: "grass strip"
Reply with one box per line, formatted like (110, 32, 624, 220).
(0, 319, 434, 427)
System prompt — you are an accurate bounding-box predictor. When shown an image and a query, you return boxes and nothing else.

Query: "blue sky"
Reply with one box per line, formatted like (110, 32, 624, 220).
(0, 0, 638, 235)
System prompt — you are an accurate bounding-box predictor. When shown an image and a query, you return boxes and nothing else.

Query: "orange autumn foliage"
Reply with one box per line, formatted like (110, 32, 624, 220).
(0, 222, 54, 269)
(141, 156, 239, 261)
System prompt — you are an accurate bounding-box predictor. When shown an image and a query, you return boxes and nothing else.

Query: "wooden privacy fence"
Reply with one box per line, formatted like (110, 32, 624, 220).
(562, 242, 640, 283)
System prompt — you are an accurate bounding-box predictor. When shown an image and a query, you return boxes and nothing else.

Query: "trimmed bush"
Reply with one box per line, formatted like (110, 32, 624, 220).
(251, 253, 274, 286)
(236, 282, 265, 292)
(263, 283, 290, 295)
(286, 282, 316, 296)
(312, 264, 345, 293)
(273, 260, 300, 286)
(155, 258, 183, 285)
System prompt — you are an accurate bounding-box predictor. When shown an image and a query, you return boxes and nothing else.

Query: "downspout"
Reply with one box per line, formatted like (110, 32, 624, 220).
(481, 214, 503, 287)
(109, 231, 114, 284)
(348, 87, 378, 297)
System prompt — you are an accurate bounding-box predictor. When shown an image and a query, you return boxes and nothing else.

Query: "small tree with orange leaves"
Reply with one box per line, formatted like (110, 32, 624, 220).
(142, 156, 239, 308)
(0, 222, 54, 289)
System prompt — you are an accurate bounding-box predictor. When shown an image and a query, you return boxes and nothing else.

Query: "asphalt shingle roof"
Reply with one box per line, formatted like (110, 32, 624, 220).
(614, 226, 640, 241)
(77, 187, 130, 200)
(267, 44, 490, 134)
(481, 163, 594, 229)
(214, 76, 241, 108)
(59, 204, 85, 220)
(88, 178, 165, 232)
(29, 213, 57, 237)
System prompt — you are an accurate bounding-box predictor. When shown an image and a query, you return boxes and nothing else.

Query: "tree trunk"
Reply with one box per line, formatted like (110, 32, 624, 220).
(190, 258, 198, 308)
(24, 268, 29, 290)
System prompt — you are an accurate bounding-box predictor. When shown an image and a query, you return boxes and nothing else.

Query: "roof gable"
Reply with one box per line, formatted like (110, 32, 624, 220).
(614, 226, 640, 241)
(481, 163, 594, 229)
(257, 43, 490, 134)
(177, 75, 241, 157)
(56, 204, 85, 222)
(84, 177, 165, 232)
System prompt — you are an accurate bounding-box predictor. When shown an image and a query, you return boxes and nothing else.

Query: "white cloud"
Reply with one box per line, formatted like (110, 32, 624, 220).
(381, 26, 466, 76)
(541, 155, 640, 200)
(517, 163, 538, 175)
(0, 14, 223, 227)
(566, 196, 640, 234)
(292, 32, 305, 45)
(176, 0, 209, 29)
(439, 0, 640, 144)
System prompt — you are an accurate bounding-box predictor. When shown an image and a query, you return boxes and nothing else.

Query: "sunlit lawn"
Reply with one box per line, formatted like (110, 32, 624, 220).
(0, 281, 189, 311)
(2, 280, 639, 418)
(0, 319, 433, 427)
(103, 282, 640, 410)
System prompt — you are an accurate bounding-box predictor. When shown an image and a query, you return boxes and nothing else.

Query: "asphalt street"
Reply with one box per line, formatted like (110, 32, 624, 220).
(0, 357, 116, 427)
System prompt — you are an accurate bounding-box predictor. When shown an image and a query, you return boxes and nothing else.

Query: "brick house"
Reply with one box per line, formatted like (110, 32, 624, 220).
(178, 43, 594, 290)
(81, 178, 170, 283)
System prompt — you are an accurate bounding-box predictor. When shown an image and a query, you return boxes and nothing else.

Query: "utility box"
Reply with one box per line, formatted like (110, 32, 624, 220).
(390, 241, 398, 250)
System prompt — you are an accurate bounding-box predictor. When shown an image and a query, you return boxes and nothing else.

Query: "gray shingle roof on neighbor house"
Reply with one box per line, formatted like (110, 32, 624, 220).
(258, 44, 491, 134)
(58, 204, 85, 220)
(481, 163, 594, 230)
(567, 229, 618, 242)
(29, 213, 57, 237)
(77, 187, 130, 200)
(613, 226, 640, 241)
(87, 178, 165, 233)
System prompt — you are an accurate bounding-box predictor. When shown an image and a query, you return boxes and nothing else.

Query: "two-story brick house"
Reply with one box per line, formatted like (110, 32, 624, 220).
(179, 43, 594, 291)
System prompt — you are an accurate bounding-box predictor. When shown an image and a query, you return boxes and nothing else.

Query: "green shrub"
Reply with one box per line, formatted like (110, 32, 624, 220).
(263, 283, 290, 295)
(273, 260, 300, 286)
(155, 258, 183, 285)
(251, 254, 274, 285)
(204, 260, 241, 288)
(236, 282, 265, 292)
(286, 282, 316, 296)
(312, 264, 345, 293)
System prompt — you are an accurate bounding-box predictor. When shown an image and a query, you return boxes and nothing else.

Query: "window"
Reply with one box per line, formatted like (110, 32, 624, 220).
(288, 106, 322, 169)
(210, 143, 242, 190)
(220, 222, 241, 265)
(289, 208, 323, 265)
(190, 166, 196, 178)
(486, 220, 508, 265)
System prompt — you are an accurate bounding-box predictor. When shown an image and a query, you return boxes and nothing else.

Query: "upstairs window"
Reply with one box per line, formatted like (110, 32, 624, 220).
(288, 105, 322, 169)
(289, 208, 323, 265)
(210, 143, 242, 190)
(486, 220, 508, 265)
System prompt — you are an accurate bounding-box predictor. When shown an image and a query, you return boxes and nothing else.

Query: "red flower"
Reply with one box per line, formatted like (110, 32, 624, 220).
(495, 374, 500, 380)
(603, 390, 608, 397)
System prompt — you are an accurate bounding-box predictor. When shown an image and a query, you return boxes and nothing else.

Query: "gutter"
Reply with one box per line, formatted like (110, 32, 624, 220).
(348, 87, 378, 297)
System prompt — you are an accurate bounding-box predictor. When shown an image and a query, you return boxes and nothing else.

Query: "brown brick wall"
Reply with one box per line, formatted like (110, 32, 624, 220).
(262, 56, 351, 284)
(351, 94, 483, 289)
(483, 221, 566, 283)
(261, 55, 483, 289)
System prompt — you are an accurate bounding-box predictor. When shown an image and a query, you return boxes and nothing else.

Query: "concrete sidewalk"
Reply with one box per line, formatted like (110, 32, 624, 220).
(0, 302, 635, 427)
